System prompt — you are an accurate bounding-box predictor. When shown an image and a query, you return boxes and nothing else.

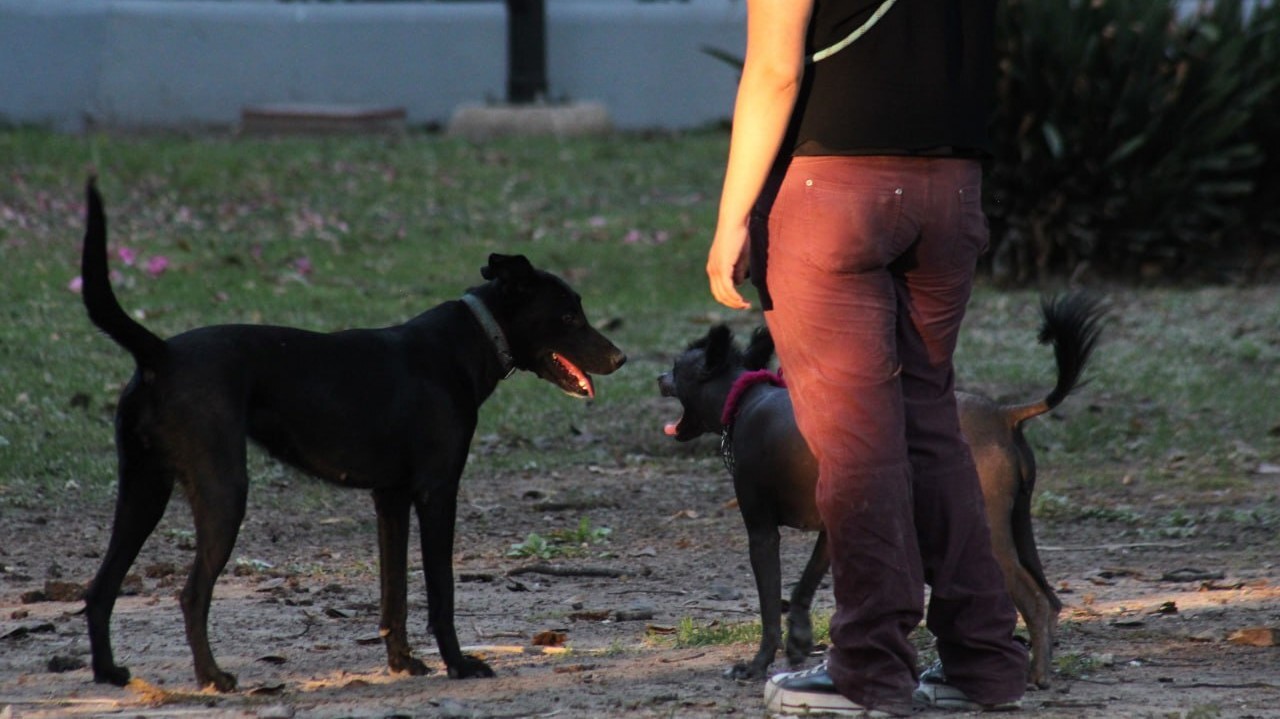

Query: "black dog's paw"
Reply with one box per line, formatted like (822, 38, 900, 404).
(724, 660, 767, 681)
(199, 670, 238, 693)
(390, 654, 434, 676)
(785, 637, 814, 666)
(93, 664, 132, 687)
(447, 654, 495, 679)
(785, 621, 815, 665)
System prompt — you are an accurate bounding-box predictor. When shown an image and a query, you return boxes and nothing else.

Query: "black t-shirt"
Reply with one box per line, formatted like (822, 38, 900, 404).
(783, 0, 997, 157)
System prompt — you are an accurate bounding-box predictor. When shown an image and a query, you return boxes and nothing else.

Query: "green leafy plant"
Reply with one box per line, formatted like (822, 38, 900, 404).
(507, 518, 612, 559)
(987, 0, 1280, 282)
(507, 531, 557, 560)
(548, 516, 613, 546)
(1053, 651, 1112, 680)
(662, 611, 834, 649)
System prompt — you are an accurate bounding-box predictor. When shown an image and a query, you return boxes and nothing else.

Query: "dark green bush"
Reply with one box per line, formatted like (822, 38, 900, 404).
(986, 0, 1280, 283)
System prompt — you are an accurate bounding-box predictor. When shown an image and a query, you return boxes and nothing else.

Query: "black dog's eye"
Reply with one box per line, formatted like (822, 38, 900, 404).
(562, 314, 579, 327)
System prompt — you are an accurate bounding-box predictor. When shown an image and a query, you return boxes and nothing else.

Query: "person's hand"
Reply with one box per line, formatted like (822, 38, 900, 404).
(706, 224, 752, 310)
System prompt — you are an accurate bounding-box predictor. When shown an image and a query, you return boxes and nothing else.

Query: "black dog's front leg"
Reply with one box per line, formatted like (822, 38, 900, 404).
(785, 531, 829, 666)
(732, 526, 784, 680)
(373, 489, 431, 676)
(416, 487, 494, 679)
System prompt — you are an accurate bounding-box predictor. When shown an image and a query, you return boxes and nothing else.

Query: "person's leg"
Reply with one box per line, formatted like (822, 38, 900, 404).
(892, 158, 1027, 706)
(760, 156, 925, 715)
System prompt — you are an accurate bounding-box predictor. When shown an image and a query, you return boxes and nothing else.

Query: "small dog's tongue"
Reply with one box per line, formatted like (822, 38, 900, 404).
(664, 421, 679, 436)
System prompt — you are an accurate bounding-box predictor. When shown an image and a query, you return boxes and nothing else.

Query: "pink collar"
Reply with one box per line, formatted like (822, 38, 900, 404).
(720, 369, 786, 426)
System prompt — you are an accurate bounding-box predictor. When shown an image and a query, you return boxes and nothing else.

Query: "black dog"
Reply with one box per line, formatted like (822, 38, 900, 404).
(658, 294, 1104, 688)
(79, 179, 625, 691)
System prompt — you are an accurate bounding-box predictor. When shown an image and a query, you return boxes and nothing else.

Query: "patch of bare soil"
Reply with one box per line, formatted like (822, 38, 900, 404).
(2, 455, 1278, 718)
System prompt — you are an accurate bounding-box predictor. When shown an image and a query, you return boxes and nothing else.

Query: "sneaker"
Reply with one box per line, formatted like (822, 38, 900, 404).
(764, 662, 894, 717)
(912, 662, 1022, 712)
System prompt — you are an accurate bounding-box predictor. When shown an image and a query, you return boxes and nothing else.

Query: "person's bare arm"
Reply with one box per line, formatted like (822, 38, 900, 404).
(706, 0, 812, 310)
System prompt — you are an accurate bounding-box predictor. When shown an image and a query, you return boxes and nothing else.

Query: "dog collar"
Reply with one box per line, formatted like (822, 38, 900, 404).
(719, 369, 786, 474)
(461, 293, 516, 379)
(720, 369, 786, 426)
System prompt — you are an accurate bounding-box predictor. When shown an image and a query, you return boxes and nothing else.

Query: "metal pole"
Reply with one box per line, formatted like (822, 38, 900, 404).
(505, 0, 547, 104)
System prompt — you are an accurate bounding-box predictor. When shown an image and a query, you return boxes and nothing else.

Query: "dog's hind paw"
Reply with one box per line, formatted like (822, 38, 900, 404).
(198, 670, 238, 693)
(390, 655, 433, 676)
(724, 660, 767, 681)
(93, 664, 131, 687)
(447, 654, 495, 679)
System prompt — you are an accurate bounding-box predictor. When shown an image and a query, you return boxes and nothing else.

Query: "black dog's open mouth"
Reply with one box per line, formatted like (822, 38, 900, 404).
(540, 352, 595, 398)
(657, 378, 691, 439)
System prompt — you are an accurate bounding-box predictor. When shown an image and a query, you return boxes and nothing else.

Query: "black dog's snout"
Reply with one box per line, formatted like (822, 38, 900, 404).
(657, 372, 675, 397)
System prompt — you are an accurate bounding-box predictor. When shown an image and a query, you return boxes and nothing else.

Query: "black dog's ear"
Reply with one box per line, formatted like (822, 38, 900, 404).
(481, 254, 536, 283)
(742, 326, 775, 371)
(701, 324, 734, 376)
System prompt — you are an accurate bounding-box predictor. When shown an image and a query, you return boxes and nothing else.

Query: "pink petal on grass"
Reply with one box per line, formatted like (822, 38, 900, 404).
(293, 257, 313, 276)
(145, 256, 170, 277)
(116, 246, 137, 266)
(68, 276, 83, 293)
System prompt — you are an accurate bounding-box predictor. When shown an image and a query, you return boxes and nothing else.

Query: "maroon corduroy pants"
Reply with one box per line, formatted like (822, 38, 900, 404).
(751, 155, 1027, 714)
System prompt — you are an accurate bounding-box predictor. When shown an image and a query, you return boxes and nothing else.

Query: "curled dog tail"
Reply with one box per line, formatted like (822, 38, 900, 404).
(1005, 292, 1107, 427)
(81, 178, 167, 368)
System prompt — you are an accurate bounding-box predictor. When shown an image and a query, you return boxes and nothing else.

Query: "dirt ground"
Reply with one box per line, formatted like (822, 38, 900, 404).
(2, 447, 1278, 719)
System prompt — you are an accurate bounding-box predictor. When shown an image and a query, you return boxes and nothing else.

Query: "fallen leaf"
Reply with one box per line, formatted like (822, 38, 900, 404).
(1228, 627, 1278, 647)
(43, 580, 84, 602)
(531, 630, 567, 647)
(1161, 568, 1223, 582)
(568, 610, 610, 622)
(248, 685, 288, 696)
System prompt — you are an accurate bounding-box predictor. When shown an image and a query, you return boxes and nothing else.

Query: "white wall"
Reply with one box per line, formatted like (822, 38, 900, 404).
(0, 0, 746, 133)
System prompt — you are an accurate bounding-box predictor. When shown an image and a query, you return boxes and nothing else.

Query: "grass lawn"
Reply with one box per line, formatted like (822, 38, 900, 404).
(1, 129, 1277, 530)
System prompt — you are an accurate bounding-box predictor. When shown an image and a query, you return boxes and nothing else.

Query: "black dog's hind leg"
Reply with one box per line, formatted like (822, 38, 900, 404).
(85, 430, 175, 687)
(180, 440, 249, 692)
(373, 489, 431, 676)
(734, 525, 783, 680)
(785, 531, 829, 666)
(416, 485, 494, 679)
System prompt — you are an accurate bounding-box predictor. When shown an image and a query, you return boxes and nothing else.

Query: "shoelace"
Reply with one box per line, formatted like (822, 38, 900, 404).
(784, 662, 829, 681)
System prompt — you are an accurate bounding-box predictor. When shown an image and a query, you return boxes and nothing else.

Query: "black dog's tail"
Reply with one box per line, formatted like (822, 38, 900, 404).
(1006, 291, 1107, 427)
(82, 178, 167, 368)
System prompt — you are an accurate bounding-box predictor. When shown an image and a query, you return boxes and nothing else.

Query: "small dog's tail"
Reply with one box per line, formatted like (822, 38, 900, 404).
(81, 178, 167, 368)
(1004, 292, 1107, 427)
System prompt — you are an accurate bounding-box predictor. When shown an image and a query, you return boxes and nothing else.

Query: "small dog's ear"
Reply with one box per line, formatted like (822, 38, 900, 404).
(742, 326, 775, 371)
(481, 254, 535, 282)
(702, 324, 733, 374)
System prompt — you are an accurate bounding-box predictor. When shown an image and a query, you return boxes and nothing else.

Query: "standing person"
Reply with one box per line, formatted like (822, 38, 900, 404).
(705, 0, 1028, 716)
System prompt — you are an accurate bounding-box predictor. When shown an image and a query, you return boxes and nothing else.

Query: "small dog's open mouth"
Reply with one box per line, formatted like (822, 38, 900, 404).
(663, 416, 683, 437)
(543, 352, 594, 398)
(657, 376, 687, 438)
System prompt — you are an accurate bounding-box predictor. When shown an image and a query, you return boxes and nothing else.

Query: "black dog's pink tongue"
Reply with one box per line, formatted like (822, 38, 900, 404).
(553, 353, 595, 398)
(664, 421, 679, 436)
